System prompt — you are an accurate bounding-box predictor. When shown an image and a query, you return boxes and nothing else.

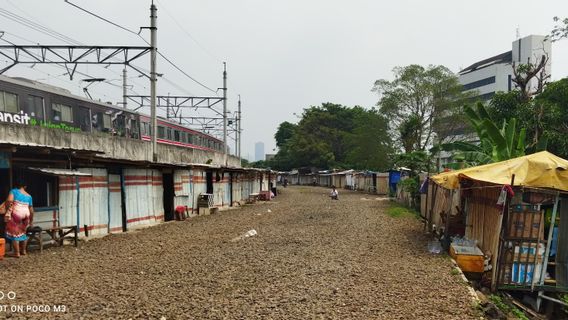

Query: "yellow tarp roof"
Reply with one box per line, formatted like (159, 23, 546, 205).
(431, 151, 568, 191)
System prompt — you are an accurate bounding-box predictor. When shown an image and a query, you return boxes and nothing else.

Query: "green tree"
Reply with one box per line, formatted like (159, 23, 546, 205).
(274, 121, 297, 148)
(551, 16, 568, 41)
(273, 103, 392, 170)
(346, 109, 393, 171)
(373, 64, 471, 151)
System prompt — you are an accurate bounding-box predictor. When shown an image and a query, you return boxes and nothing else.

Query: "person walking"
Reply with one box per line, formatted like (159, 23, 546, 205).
(5, 180, 34, 258)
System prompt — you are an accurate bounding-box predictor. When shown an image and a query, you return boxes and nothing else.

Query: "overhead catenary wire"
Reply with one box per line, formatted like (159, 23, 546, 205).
(154, 0, 223, 63)
(63, 0, 220, 95)
(0, 8, 81, 45)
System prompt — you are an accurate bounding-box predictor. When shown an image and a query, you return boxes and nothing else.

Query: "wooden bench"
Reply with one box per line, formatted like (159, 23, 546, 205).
(26, 207, 78, 252)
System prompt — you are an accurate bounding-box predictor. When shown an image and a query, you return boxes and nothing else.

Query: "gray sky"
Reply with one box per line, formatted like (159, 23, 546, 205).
(1, 0, 567, 161)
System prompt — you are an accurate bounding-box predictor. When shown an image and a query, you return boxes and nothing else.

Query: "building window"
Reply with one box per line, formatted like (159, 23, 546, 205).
(52, 103, 73, 122)
(27, 95, 44, 120)
(0, 91, 19, 113)
(462, 76, 496, 91)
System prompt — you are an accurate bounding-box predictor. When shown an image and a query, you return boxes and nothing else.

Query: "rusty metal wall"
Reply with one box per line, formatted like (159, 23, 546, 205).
(173, 170, 192, 214)
(123, 169, 163, 228)
(108, 174, 122, 233)
(76, 168, 109, 236)
(59, 176, 78, 228)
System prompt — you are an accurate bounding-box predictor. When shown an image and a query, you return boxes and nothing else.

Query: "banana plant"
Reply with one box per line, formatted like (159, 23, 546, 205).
(433, 102, 528, 167)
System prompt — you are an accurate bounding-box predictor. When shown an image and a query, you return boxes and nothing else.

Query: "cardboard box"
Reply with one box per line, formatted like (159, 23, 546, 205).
(508, 211, 543, 239)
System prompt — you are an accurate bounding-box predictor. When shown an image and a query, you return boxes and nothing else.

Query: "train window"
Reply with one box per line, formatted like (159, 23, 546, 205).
(52, 103, 73, 122)
(166, 127, 172, 140)
(158, 126, 165, 139)
(174, 130, 180, 142)
(180, 131, 186, 143)
(26, 96, 44, 120)
(77, 106, 91, 132)
(102, 114, 111, 129)
(130, 119, 139, 139)
(141, 122, 148, 136)
(0, 90, 19, 113)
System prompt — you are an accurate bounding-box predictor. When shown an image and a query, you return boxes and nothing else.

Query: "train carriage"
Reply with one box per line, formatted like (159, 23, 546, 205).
(0, 75, 223, 152)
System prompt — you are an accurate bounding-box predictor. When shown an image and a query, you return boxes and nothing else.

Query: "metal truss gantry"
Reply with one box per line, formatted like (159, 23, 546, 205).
(125, 95, 239, 141)
(0, 45, 151, 79)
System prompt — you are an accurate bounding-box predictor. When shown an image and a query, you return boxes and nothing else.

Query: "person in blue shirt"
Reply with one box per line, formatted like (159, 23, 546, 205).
(4, 180, 34, 258)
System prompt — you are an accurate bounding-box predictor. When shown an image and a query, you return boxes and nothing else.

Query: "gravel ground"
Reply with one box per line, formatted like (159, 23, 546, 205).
(0, 186, 479, 320)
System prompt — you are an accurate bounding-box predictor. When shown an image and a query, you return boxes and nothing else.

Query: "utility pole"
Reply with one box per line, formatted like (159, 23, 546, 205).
(237, 95, 242, 165)
(122, 68, 128, 109)
(150, 1, 158, 162)
(222, 62, 228, 164)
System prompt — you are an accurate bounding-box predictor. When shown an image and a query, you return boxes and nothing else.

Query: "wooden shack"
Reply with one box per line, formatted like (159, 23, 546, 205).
(428, 152, 568, 310)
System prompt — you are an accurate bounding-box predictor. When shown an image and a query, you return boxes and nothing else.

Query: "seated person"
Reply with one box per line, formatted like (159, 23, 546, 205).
(330, 186, 339, 200)
(174, 205, 187, 221)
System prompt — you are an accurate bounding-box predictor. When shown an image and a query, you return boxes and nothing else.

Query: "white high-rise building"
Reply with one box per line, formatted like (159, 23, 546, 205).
(255, 142, 265, 162)
(458, 35, 551, 100)
(437, 35, 552, 169)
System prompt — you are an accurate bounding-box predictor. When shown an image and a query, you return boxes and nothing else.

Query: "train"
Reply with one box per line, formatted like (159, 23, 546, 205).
(0, 75, 224, 152)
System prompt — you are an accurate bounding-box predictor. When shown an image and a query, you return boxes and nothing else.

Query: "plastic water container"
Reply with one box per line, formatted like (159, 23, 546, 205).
(0, 238, 5, 260)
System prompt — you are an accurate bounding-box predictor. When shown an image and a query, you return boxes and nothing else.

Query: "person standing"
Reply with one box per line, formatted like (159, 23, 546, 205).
(5, 180, 34, 257)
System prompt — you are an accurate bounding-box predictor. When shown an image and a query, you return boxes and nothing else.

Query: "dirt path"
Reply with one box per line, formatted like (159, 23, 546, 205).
(0, 186, 478, 319)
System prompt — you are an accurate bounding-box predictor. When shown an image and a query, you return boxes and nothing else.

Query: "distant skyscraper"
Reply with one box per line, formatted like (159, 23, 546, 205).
(255, 142, 265, 161)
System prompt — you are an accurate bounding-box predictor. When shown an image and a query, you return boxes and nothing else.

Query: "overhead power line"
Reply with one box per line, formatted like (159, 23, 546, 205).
(154, 0, 222, 63)
(0, 8, 81, 45)
(63, 0, 219, 95)
(63, 0, 142, 38)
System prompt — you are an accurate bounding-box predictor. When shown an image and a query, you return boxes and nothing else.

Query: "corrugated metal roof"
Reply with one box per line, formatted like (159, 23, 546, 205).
(28, 167, 92, 176)
(0, 140, 104, 153)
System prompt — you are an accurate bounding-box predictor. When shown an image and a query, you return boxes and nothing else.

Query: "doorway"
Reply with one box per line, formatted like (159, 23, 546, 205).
(229, 172, 234, 207)
(163, 172, 174, 221)
(206, 171, 213, 194)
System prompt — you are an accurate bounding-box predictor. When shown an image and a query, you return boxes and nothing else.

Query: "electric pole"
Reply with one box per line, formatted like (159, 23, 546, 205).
(150, 1, 158, 162)
(222, 62, 228, 164)
(237, 95, 242, 165)
(122, 68, 128, 109)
